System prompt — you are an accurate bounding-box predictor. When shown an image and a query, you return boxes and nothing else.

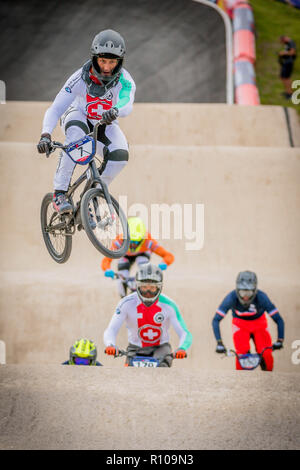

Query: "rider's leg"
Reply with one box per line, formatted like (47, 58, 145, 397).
(252, 316, 273, 371)
(96, 122, 129, 187)
(153, 343, 173, 367)
(232, 318, 251, 370)
(136, 254, 151, 267)
(116, 256, 131, 298)
(53, 108, 89, 212)
(125, 343, 144, 366)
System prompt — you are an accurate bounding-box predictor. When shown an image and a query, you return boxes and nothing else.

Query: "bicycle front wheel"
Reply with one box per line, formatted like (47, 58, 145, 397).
(80, 188, 129, 258)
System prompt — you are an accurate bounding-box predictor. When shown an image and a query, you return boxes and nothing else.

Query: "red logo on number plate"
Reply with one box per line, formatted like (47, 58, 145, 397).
(86, 94, 112, 120)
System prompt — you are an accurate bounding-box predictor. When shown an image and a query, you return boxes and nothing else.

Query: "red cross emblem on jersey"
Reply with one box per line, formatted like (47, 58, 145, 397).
(137, 302, 162, 347)
(86, 94, 112, 120)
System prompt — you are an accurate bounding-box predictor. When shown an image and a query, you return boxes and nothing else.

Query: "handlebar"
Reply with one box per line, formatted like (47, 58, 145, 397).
(114, 349, 187, 360)
(224, 345, 274, 357)
(47, 120, 105, 156)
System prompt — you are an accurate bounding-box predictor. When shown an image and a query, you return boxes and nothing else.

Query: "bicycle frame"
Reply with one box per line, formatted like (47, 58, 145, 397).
(51, 121, 116, 230)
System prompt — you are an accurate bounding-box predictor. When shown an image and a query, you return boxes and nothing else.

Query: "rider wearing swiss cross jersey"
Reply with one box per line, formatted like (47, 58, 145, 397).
(103, 263, 193, 367)
(212, 271, 285, 371)
(37, 30, 135, 214)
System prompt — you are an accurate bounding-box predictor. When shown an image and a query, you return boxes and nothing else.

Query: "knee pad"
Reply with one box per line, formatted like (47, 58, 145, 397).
(65, 120, 89, 141)
(106, 149, 129, 162)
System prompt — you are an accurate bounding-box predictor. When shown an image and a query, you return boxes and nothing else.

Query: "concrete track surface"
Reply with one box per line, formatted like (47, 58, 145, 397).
(0, 101, 300, 450)
(0, 0, 227, 103)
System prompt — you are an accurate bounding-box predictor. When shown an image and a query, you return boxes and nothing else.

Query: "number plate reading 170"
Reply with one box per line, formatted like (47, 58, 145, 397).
(131, 357, 159, 367)
(66, 136, 95, 165)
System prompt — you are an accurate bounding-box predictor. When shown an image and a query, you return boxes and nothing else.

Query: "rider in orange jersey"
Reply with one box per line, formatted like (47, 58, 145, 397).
(101, 217, 174, 297)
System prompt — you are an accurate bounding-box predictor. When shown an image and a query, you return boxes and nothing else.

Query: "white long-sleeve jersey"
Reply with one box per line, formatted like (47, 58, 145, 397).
(42, 66, 136, 135)
(103, 292, 193, 350)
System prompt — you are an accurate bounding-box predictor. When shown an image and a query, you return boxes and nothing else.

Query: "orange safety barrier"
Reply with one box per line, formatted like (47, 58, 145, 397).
(233, 29, 256, 63)
(235, 83, 260, 105)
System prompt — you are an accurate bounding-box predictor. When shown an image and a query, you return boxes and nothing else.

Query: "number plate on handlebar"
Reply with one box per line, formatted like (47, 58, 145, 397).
(238, 353, 261, 370)
(66, 136, 95, 165)
(131, 356, 159, 367)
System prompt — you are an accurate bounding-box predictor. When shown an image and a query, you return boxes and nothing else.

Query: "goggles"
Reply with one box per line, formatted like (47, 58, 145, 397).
(238, 289, 254, 299)
(138, 282, 160, 297)
(73, 357, 91, 366)
(138, 282, 160, 299)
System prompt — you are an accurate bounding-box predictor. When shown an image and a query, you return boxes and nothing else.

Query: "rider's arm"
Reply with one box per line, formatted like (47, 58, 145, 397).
(101, 257, 112, 271)
(42, 69, 84, 135)
(114, 70, 136, 118)
(259, 291, 285, 341)
(103, 301, 127, 347)
(146, 234, 175, 265)
(270, 313, 285, 341)
(152, 245, 175, 265)
(160, 295, 192, 351)
(212, 291, 234, 341)
(212, 314, 224, 342)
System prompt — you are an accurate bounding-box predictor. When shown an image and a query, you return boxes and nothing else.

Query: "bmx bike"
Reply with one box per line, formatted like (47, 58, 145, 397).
(40, 121, 130, 263)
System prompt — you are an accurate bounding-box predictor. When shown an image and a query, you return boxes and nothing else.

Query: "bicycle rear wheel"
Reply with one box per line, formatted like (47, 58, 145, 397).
(40, 193, 72, 264)
(80, 188, 129, 258)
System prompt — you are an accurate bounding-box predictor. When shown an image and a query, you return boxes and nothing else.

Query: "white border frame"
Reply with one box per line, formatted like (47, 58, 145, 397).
(0, 340, 6, 365)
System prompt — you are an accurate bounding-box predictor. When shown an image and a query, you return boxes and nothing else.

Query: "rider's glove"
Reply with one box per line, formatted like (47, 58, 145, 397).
(37, 133, 52, 157)
(174, 349, 187, 359)
(104, 269, 115, 278)
(272, 339, 284, 350)
(158, 263, 167, 271)
(216, 340, 226, 354)
(101, 107, 119, 125)
(105, 345, 119, 356)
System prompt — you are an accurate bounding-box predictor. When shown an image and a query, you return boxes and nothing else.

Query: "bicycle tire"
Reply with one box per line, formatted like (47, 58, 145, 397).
(80, 187, 129, 258)
(40, 192, 72, 264)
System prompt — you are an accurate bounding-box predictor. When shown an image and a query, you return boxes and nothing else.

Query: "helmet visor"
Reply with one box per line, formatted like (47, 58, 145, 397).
(74, 357, 90, 365)
(238, 289, 254, 300)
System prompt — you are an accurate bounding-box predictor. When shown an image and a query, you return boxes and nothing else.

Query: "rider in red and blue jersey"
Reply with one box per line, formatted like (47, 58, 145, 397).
(212, 271, 284, 371)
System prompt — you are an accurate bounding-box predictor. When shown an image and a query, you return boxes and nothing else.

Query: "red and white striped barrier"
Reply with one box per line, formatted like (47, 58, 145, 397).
(232, 1, 260, 105)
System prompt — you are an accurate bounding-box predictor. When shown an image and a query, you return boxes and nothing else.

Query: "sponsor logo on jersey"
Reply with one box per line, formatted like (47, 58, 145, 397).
(66, 73, 81, 91)
(154, 312, 164, 324)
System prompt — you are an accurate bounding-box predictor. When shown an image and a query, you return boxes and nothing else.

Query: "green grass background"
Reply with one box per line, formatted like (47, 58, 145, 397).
(250, 0, 300, 115)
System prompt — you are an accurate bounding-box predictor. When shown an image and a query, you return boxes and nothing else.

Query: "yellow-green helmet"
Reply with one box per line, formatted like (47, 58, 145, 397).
(69, 338, 97, 365)
(128, 217, 146, 252)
